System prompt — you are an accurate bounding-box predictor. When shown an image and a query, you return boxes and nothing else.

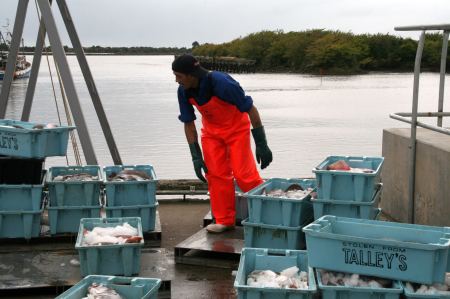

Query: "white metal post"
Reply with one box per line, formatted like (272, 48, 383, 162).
(36, 0, 98, 165)
(0, 0, 29, 118)
(22, 2, 50, 121)
(437, 31, 449, 127)
(56, 0, 122, 165)
(407, 31, 425, 224)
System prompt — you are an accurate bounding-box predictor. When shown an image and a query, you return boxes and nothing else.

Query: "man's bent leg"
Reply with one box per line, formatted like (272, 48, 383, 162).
(228, 129, 264, 193)
(202, 135, 236, 226)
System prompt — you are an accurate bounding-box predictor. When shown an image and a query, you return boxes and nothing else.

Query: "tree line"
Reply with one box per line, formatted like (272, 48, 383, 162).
(191, 30, 449, 74)
(5, 29, 449, 75)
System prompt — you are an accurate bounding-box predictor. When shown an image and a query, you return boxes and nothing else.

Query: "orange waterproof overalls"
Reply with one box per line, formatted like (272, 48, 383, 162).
(189, 96, 263, 226)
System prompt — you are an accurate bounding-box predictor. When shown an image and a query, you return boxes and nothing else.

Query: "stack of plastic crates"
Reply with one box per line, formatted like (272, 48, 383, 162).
(303, 215, 450, 299)
(46, 166, 103, 234)
(0, 119, 75, 239)
(0, 156, 44, 239)
(311, 156, 384, 220)
(242, 178, 316, 250)
(103, 165, 158, 232)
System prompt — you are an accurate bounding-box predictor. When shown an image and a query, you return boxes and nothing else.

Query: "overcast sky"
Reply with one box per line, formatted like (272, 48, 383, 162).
(0, 0, 449, 47)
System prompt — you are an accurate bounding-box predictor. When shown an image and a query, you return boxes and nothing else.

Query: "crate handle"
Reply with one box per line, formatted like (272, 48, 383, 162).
(109, 276, 133, 285)
(122, 165, 137, 170)
(348, 157, 365, 162)
(66, 166, 82, 171)
(266, 249, 288, 256)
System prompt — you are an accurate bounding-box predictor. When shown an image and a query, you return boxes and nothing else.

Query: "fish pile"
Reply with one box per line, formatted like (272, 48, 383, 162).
(326, 160, 374, 173)
(82, 222, 142, 246)
(82, 283, 122, 299)
(320, 270, 393, 288)
(405, 273, 450, 294)
(53, 173, 99, 182)
(107, 169, 151, 182)
(247, 266, 308, 289)
(262, 183, 312, 200)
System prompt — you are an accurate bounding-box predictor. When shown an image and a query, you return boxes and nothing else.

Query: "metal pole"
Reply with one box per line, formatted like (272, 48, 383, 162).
(408, 31, 425, 224)
(390, 113, 450, 135)
(0, 0, 29, 118)
(36, 0, 98, 165)
(395, 24, 450, 31)
(396, 112, 450, 117)
(22, 1, 51, 121)
(56, 0, 123, 165)
(437, 31, 449, 127)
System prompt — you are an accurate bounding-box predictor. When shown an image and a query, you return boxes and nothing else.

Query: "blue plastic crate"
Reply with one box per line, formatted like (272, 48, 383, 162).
(104, 165, 157, 206)
(75, 217, 144, 276)
(0, 119, 75, 158)
(313, 156, 384, 202)
(311, 183, 382, 220)
(47, 166, 102, 207)
(243, 219, 312, 250)
(244, 178, 316, 227)
(0, 208, 42, 239)
(0, 183, 43, 211)
(234, 248, 317, 299)
(401, 281, 450, 298)
(316, 269, 403, 299)
(55, 275, 162, 299)
(105, 203, 158, 232)
(48, 206, 102, 234)
(303, 215, 450, 284)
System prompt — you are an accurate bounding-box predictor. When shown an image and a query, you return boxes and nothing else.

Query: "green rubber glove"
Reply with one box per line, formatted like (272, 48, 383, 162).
(251, 126, 273, 169)
(189, 142, 208, 182)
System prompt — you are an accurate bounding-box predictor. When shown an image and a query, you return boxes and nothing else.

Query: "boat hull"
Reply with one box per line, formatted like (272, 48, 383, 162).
(0, 62, 31, 80)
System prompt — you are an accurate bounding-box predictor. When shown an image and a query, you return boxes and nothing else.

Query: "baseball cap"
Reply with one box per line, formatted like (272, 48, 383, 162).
(172, 54, 208, 78)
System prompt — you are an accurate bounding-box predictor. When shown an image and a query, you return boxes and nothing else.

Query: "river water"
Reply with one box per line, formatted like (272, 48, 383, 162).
(1, 55, 449, 179)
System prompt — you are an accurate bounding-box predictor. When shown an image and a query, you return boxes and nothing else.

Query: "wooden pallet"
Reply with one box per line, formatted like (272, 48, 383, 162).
(174, 227, 244, 269)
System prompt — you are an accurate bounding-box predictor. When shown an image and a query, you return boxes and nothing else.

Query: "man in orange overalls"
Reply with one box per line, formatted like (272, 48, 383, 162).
(172, 54, 272, 233)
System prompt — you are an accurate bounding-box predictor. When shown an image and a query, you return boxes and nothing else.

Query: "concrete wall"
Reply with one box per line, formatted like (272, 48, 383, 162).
(381, 128, 450, 226)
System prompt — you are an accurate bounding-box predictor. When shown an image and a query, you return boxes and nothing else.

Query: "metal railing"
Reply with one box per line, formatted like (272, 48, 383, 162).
(390, 24, 450, 223)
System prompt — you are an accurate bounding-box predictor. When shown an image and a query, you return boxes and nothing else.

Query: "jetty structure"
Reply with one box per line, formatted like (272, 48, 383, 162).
(382, 24, 450, 226)
(0, 0, 450, 297)
(174, 54, 256, 74)
(194, 56, 256, 74)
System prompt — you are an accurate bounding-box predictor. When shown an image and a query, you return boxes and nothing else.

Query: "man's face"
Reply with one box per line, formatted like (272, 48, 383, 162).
(174, 71, 198, 89)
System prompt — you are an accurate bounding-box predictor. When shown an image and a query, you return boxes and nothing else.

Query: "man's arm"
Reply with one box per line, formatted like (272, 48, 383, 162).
(247, 105, 263, 129)
(184, 121, 198, 143)
(247, 105, 273, 169)
(184, 121, 208, 182)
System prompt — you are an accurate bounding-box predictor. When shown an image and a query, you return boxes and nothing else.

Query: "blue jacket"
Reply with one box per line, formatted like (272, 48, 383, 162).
(177, 71, 253, 123)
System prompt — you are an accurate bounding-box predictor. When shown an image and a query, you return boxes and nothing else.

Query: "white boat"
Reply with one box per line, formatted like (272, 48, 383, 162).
(0, 22, 31, 80)
(0, 53, 31, 80)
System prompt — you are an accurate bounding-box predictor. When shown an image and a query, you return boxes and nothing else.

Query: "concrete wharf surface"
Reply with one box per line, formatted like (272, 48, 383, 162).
(1, 200, 240, 299)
